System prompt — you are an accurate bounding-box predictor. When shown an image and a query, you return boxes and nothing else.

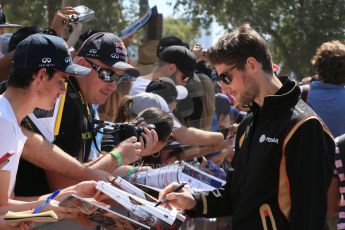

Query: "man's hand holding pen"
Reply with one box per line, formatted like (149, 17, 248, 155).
(158, 182, 196, 211)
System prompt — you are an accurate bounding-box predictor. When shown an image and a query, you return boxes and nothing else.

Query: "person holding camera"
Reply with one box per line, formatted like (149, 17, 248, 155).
(158, 24, 334, 229)
(14, 32, 158, 196)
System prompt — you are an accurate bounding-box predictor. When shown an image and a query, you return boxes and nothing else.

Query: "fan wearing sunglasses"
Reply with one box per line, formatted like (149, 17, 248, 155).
(15, 32, 159, 195)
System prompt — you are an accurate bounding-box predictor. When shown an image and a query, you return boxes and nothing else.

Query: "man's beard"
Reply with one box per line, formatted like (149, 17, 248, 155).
(239, 72, 258, 106)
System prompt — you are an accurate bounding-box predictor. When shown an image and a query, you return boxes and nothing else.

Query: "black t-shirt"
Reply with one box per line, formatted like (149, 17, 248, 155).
(54, 77, 94, 162)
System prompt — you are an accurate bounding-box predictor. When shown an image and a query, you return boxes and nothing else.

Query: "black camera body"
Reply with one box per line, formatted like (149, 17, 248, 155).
(112, 123, 155, 145)
(98, 122, 155, 152)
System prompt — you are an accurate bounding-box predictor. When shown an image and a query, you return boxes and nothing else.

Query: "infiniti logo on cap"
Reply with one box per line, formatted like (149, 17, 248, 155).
(42, 58, 51, 63)
(65, 57, 71, 63)
(111, 53, 119, 59)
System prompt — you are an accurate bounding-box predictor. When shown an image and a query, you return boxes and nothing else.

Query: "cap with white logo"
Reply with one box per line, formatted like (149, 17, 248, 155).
(12, 34, 90, 76)
(77, 32, 138, 73)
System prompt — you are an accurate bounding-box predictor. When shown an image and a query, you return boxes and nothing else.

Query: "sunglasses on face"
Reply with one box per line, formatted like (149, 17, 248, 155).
(218, 66, 236, 85)
(86, 59, 120, 83)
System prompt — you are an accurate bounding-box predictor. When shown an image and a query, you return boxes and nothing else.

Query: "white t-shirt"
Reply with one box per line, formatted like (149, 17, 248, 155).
(0, 95, 27, 197)
(129, 76, 152, 96)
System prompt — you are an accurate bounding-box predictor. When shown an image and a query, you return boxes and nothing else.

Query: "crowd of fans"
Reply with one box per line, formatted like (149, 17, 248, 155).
(0, 4, 344, 230)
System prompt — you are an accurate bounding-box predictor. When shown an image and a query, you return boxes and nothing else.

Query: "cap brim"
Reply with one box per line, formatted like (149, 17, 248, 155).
(112, 61, 136, 70)
(113, 61, 140, 77)
(176, 85, 188, 100)
(0, 23, 21, 28)
(63, 63, 91, 76)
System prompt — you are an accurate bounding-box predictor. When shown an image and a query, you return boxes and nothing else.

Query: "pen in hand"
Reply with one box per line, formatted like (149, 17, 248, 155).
(32, 189, 61, 214)
(155, 183, 187, 207)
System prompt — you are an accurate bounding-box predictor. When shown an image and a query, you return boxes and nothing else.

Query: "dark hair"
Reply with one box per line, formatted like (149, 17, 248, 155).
(8, 26, 42, 52)
(115, 96, 134, 123)
(7, 68, 57, 89)
(137, 108, 173, 141)
(311, 40, 345, 85)
(207, 24, 273, 74)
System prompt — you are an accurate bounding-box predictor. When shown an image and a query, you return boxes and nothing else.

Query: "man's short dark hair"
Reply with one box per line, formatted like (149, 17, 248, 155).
(7, 68, 57, 89)
(207, 24, 273, 74)
(311, 40, 345, 85)
(8, 26, 42, 52)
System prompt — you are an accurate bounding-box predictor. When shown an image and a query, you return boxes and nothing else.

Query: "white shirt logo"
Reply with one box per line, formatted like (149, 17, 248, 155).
(42, 58, 51, 63)
(89, 49, 97, 54)
(259, 134, 279, 144)
(259, 135, 266, 143)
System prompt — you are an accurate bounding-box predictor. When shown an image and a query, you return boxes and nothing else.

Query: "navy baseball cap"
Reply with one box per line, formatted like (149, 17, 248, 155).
(13, 34, 90, 76)
(0, 5, 21, 28)
(77, 32, 138, 72)
(146, 79, 188, 104)
(159, 45, 200, 82)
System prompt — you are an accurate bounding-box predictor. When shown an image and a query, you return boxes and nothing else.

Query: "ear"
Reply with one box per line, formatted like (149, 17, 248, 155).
(167, 63, 177, 73)
(246, 57, 260, 73)
(34, 68, 48, 84)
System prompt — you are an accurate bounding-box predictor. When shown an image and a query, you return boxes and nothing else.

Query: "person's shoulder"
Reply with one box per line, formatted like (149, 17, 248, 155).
(0, 115, 15, 129)
(0, 100, 17, 128)
(129, 76, 151, 96)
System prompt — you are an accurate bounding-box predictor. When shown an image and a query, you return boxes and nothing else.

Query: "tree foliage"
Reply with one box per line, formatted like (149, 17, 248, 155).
(173, 0, 345, 79)
(163, 16, 200, 47)
(1, 0, 138, 36)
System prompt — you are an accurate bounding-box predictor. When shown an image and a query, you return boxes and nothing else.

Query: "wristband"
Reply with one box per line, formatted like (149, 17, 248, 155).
(126, 166, 137, 176)
(110, 150, 123, 166)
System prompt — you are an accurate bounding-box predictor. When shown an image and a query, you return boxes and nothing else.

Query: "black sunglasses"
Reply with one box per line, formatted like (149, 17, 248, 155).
(218, 66, 236, 85)
(86, 59, 120, 83)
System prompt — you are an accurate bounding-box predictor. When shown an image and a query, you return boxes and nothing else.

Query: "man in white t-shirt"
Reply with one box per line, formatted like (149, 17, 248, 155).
(0, 34, 98, 218)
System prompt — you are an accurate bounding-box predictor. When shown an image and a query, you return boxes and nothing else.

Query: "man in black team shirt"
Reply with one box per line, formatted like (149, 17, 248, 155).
(15, 32, 158, 195)
(159, 24, 335, 229)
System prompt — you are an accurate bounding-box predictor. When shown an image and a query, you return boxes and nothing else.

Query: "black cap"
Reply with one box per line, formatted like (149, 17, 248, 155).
(77, 32, 137, 72)
(146, 79, 188, 104)
(0, 5, 21, 28)
(13, 34, 91, 76)
(156, 36, 184, 57)
(159, 45, 200, 82)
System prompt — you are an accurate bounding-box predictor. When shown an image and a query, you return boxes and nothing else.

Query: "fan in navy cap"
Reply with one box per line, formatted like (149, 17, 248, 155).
(22, 30, 159, 181)
(6, 33, 90, 110)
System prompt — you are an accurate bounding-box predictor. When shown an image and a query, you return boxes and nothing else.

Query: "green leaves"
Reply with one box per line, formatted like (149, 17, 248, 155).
(173, 0, 345, 80)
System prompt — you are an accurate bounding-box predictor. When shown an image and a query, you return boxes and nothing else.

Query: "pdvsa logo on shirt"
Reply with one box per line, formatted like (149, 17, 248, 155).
(259, 134, 279, 144)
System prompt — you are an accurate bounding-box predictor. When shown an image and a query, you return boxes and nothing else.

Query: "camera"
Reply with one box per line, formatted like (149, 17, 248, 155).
(94, 120, 155, 152)
(68, 5, 94, 24)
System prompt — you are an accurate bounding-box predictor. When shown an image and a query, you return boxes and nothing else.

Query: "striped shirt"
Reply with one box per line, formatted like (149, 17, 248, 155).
(335, 137, 345, 229)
